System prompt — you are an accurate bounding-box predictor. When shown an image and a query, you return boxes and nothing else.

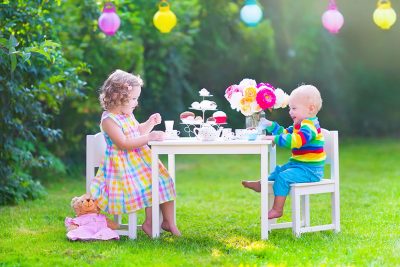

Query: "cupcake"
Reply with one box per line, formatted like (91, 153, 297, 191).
(191, 101, 200, 109)
(212, 111, 227, 124)
(199, 88, 210, 97)
(194, 116, 203, 124)
(180, 111, 195, 124)
(206, 117, 216, 124)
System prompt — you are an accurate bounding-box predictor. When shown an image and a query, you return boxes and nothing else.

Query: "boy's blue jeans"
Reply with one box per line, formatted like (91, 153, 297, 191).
(268, 162, 324, 196)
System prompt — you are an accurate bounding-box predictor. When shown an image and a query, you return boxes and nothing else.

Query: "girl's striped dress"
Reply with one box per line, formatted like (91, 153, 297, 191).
(90, 111, 176, 215)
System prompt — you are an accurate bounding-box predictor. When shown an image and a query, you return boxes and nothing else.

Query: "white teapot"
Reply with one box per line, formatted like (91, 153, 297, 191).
(193, 124, 222, 141)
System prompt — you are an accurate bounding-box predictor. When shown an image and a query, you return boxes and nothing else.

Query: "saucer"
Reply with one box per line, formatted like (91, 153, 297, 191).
(165, 135, 180, 140)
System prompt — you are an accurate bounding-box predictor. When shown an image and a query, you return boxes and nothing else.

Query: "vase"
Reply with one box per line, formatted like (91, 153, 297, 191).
(245, 111, 265, 129)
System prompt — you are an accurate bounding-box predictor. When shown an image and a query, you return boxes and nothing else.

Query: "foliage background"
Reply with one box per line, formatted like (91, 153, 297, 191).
(1, 0, 400, 203)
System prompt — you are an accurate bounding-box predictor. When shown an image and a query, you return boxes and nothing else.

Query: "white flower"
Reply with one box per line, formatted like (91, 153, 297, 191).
(240, 108, 253, 116)
(238, 78, 257, 90)
(250, 101, 262, 113)
(273, 88, 290, 109)
(229, 92, 243, 111)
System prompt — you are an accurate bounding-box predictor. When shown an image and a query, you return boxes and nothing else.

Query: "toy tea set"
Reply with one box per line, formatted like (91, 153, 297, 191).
(165, 88, 259, 141)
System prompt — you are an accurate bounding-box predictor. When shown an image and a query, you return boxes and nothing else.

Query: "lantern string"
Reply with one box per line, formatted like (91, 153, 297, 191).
(328, 0, 337, 10)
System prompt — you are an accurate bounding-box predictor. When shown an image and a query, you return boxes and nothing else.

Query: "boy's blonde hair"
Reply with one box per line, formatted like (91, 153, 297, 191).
(290, 85, 323, 113)
(99, 69, 143, 110)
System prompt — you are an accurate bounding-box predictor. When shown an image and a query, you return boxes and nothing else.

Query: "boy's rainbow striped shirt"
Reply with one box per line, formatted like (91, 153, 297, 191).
(266, 117, 326, 166)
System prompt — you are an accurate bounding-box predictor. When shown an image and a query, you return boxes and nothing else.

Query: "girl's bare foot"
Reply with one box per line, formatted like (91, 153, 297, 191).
(161, 221, 181, 236)
(268, 208, 283, 219)
(241, 180, 261, 192)
(141, 221, 152, 237)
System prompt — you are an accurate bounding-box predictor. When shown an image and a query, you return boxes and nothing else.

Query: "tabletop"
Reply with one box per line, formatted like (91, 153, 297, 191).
(149, 137, 272, 146)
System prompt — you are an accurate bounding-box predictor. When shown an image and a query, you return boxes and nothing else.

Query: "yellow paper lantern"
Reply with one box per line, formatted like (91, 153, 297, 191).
(153, 0, 177, 33)
(373, 0, 397, 30)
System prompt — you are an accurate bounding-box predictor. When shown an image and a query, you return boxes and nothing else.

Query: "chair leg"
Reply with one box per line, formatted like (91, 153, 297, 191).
(159, 209, 164, 232)
(291, 190, 301, 237)
(128, 213, 137, 239)
(114, 215, 122, 224)
(302, 195, 310, 227)
(301, 195, 305, 227)
(268, 193, 277, 229)
(332, 191, 340, 233)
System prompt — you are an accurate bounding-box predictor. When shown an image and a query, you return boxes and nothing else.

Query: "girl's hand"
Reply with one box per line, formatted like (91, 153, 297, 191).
(148, 131, 165, 141)
(148, 113, 162, 126)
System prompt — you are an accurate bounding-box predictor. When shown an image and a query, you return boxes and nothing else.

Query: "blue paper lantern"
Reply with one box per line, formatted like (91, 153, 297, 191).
(240, 0, 263, 27)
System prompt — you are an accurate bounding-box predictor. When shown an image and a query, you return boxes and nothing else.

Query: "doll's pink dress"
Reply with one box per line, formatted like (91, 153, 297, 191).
(65, 213, 119, 241)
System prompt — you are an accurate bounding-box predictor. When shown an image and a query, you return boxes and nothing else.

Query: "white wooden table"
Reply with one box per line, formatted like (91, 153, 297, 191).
(149, 137, 275, 240)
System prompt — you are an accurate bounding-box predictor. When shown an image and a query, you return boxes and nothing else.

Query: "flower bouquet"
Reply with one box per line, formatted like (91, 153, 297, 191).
(224, 78, 289, 128)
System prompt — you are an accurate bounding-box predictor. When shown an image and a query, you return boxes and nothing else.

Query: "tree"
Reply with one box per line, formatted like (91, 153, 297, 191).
(52, 0, 201, 165)
(0, 0, 87, 205)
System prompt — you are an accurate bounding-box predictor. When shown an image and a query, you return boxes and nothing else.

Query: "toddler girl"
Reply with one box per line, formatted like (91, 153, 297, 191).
(90, 69, 180, 236)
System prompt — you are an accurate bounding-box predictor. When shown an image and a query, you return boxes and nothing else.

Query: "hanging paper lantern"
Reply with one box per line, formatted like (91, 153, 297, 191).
(322, 0, 344, 34)
(240, 0, 263, 27)
(153, 0, 177, 33)
(98, 2, 121, 36)
(373, 0, 397, 30)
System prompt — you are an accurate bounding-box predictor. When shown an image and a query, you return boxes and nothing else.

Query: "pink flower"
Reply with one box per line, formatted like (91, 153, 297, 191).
(224, 84, 241, 100)
(256, 83, 275, 91)
(256, 88, 276, 110)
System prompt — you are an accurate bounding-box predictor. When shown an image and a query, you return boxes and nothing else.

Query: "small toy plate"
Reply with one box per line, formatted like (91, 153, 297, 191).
(164, 135, 180, 140)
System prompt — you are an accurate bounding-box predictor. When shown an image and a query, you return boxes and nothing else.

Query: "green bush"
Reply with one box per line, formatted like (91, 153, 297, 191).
(0, 1, 87, 205)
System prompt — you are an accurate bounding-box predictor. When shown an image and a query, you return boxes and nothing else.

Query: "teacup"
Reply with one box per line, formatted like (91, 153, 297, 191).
(165, 120, 174, 131)
(247, 132, 258, 141)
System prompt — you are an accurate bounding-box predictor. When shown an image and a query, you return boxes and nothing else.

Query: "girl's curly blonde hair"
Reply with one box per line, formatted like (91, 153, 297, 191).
(99, 69, 143, 110)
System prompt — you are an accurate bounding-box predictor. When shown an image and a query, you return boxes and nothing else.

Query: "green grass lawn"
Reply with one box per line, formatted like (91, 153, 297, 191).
(1, 139, 399, 266)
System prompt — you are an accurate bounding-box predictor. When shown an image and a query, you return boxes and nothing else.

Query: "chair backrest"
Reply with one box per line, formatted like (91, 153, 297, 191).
(86, 133, 106, 193)
(321, 129, 339, 182)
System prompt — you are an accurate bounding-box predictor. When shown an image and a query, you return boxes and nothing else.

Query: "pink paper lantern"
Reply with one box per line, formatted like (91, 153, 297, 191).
(322, 0, 344, 34)
(98, 3, 121, 36)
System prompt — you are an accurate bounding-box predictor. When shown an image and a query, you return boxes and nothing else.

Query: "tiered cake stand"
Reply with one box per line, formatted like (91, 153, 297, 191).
(180, 93, 226, 137)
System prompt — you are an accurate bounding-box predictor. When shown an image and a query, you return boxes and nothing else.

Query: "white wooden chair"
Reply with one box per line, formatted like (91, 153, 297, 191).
(268, 129, 340, 237)
(86, 133, 137, 239)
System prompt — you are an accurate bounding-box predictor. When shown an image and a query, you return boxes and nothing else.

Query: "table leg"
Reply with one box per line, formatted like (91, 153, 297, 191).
(268, 145, 277, 227)
(261, 146, 269, 240)
(269, 144, 276, 173)
(167, 154, 176, 224)
(152, 149, 160, 238)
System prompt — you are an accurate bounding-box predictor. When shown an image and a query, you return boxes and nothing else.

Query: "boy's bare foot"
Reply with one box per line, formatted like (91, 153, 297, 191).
(242, 180, 261, 192)
(141, 221, 152, 237)
(268, 208, 283, 219)
(161, 221, 181, 236)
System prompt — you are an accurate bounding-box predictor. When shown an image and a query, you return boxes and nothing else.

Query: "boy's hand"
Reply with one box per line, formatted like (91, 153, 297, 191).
(148, 113, 162, 126)
(262, 135, 275, 145)
(259, 118, 273, 128)
(148, 131, 165, 141)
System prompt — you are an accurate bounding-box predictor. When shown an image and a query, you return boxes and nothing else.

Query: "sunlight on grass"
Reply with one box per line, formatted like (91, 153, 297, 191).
(211, 248, 222, 257)
(14, 227, 41, 236)
(223, 236, 276, 252)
